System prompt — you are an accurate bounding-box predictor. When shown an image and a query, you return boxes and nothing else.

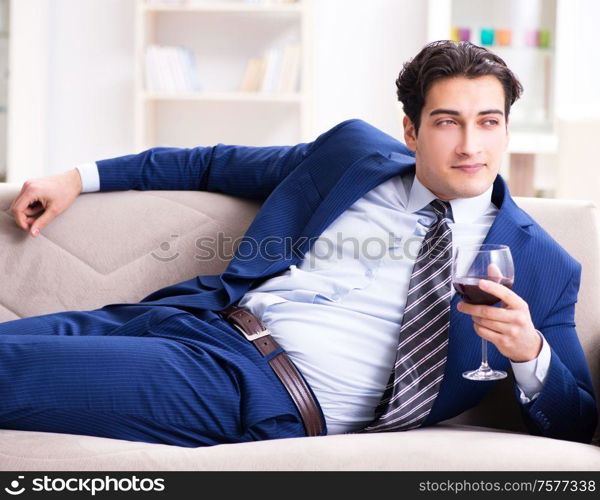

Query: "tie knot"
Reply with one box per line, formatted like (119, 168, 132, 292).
(430, 199, 453, 222)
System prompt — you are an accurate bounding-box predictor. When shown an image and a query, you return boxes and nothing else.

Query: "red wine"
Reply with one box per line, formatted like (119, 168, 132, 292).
(453, 277, 513, 305)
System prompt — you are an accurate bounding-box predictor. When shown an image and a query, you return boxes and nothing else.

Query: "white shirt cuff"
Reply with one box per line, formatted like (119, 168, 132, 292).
(510, 330, 551, 404)
(75, 162, 100, 193)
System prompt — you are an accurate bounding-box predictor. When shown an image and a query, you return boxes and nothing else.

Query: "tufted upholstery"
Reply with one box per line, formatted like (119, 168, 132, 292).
(0, 184, 599, 470)
(0, 187, 261, 320)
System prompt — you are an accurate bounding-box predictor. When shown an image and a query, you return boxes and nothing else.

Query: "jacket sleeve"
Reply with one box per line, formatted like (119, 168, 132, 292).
(516, 263, 598, 443)
(95, 120, 357, 201)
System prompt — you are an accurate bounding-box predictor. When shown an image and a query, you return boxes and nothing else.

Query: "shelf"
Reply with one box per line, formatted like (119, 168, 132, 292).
(142, 2, 303, 14)
(135, 0, 313, 149)
(142, 91, 303, 102)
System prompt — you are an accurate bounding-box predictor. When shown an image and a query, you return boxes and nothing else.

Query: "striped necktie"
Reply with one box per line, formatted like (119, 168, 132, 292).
(364, 199, 454, 432)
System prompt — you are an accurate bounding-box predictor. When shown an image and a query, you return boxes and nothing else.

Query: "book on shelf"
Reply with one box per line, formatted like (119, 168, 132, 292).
(277, 43, 301, 93)
(240, 43, 301, 94)
(145, 45, 201, 93)
(240, 58, 266, 92)
(260, 47, 283, 93)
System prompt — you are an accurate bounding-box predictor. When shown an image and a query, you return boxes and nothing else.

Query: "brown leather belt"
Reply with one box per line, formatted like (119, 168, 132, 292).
(219, 305, 324, 437)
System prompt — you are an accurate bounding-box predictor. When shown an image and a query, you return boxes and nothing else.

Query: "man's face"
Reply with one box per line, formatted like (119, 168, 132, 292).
(403, 75, 509, 200)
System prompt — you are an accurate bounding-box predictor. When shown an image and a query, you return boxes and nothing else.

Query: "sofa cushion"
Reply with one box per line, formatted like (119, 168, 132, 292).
(1, 425, 599, 471)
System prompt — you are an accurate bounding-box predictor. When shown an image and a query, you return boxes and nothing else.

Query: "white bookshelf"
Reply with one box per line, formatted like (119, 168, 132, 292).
(134, 0, 313, 151)
(426, 0, 562, 197)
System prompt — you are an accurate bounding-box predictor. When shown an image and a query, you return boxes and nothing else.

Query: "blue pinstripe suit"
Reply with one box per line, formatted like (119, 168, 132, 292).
(0, 119, 596, 445)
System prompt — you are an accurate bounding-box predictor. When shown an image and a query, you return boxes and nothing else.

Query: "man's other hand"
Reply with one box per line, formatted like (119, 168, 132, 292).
(9, 169, 83, 237)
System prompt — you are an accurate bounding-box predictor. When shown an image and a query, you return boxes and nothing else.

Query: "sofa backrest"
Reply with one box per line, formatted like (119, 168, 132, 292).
(0, 186, 260, 318)
(0, 185, 598, 443)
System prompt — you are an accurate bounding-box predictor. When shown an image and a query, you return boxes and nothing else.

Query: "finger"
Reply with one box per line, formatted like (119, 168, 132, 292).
(457, 301, 514, 322)
(10, 182, 33, 209)
(24, 211, 44, 220)
(29, 206, 58, 237)
(478, 279, 522, 309)
(9, 183, 29, 211)
(487, 263, 505, 281)
(8, 190, 20, 213)
(472, 322, 503, 344)
(23, 205, 44, 217)
(472, 316, 517, 336)
(11, 193, 39, 230)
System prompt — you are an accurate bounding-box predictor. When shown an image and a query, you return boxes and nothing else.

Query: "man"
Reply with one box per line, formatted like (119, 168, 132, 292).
(4, 41, 597, 446)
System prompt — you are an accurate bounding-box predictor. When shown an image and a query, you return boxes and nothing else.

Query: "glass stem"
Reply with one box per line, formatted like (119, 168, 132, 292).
(481, 339, 490, 370)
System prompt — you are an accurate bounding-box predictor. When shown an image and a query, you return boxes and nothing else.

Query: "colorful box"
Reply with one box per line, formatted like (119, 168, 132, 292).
(496, 29, 512, 46)
(480, 28, 495, 46)
(539, 29, 551, 48)
(458, 28, 471, 42)
(450, 26, 460, 42)
(525, 29, 540, 47)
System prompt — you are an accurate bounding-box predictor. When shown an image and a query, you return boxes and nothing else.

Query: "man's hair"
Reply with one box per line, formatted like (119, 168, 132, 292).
(396, 40, 523, 133)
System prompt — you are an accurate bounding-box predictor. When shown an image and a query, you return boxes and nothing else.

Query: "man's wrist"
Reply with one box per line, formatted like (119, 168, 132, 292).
(511, 330, 551, 402)
(69, 168, 83, 195)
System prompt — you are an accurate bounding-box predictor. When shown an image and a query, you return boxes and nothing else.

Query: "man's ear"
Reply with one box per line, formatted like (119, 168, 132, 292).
(403, 115, 417, 151)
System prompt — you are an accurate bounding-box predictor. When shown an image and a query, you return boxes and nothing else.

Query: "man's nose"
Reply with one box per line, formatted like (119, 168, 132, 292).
(455, 126, 482, 157)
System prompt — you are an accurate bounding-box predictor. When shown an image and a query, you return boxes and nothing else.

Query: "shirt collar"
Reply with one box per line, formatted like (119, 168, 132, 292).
(404, 173, 495, 224)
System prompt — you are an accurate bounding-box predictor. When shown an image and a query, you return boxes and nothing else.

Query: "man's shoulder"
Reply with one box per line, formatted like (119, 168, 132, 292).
(312, 118, 412, 157)
(512, 201, 581, 275)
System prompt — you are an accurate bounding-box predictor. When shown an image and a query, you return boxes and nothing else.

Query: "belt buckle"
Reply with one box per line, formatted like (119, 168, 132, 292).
(232, 323, 272, 342)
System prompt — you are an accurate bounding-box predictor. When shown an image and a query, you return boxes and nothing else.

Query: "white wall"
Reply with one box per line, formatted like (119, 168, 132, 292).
(312, 0, 427, 137)
(553, 0, 600, 206)
(7, 0, 426, 181)
(8, 0, 134, 182)
(555, 0, 600, 122)
(46, 0, 135, 175)
(7, 0, 50, 183)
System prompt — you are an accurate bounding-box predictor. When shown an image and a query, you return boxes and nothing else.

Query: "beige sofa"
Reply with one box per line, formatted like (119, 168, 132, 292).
(0, 184, 599, 471)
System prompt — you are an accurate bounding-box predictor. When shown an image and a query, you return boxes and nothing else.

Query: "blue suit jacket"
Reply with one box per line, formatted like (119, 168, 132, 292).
(97, 119, 598, 443)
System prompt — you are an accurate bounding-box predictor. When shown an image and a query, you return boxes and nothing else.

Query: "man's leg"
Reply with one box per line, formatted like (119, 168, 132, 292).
(0, 308, 306, 446)
(0, 305, 181, 339)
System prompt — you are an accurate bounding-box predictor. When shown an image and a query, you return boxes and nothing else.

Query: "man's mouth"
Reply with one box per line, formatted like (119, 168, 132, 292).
(452, 163, 485, 173)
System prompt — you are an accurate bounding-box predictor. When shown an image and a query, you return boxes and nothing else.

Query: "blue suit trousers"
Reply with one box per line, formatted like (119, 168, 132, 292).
(0, 305, 313, 447)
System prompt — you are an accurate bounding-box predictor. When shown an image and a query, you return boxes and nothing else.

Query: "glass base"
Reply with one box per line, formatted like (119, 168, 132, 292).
(462, 367, 507, 381)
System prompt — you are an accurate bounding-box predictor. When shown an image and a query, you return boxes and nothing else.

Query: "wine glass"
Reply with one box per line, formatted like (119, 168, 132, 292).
(452, 244, 515, 381)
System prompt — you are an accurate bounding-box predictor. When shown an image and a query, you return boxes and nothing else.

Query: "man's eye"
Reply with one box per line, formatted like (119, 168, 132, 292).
(437, 120, 456, 126)
(482, 119, 499, 126)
